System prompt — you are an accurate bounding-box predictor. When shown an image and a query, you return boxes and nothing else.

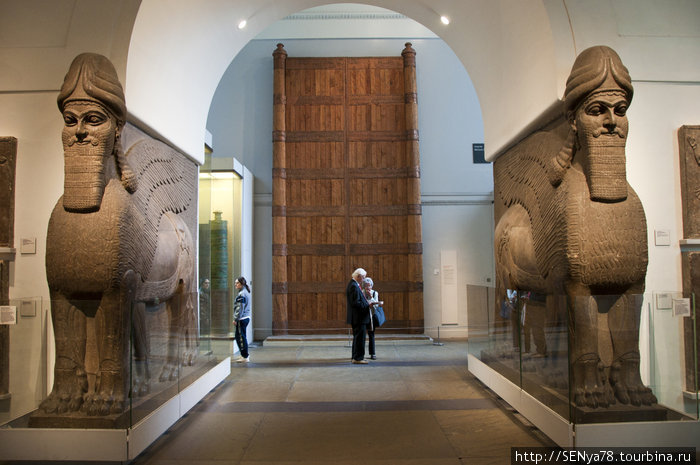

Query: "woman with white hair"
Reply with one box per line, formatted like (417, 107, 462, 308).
(362, 277, 381, 360)
(346, 268, 375, 363)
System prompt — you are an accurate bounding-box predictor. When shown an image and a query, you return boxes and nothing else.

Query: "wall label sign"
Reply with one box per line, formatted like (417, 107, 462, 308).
(472, 143, 487, 164)
(0, 306, 17, 325)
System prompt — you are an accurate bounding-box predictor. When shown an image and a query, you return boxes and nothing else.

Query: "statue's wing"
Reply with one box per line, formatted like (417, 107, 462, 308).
(493, 128, 568, 281)
(119, 124, 197, 281)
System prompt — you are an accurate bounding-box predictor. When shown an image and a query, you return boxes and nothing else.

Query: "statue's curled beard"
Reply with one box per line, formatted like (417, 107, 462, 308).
(62, 134, 114, 212)
(579, 131, 628, 202)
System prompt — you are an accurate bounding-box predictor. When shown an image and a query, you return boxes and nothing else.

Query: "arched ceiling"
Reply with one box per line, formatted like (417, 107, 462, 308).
(126, 0, 568, 164)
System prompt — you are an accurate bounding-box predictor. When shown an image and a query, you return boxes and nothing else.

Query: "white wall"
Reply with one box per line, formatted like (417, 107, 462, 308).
(0, 93, 62, 303)
(421, 198, 494, 339)
(0, 92, 62, 402)
(561, 0, 700, 83)
(627, 81, 700, 400)
(627, 82, 700, 294)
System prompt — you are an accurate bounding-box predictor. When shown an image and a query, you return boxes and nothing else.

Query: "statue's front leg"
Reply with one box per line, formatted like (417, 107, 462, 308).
(568, 285, 610, 408)
(183, 292, 198, 366)
(132, 301, 150, 397)
(40, 292, 87, 414)
(159, 283, 186, 382)
(608, 289, 657, 406)
(87, 272, 135, 416)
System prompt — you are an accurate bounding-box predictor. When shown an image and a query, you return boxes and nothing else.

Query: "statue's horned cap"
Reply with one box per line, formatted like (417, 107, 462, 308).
(57, 53, 126, 123)
(563, 45, 633, 113)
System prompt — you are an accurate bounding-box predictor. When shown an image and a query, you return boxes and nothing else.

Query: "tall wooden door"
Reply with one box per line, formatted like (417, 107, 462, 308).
(272, 43, 423, 334)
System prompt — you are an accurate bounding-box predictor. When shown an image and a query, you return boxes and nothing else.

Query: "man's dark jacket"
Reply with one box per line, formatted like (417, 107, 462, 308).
(346, 279, 370, 326)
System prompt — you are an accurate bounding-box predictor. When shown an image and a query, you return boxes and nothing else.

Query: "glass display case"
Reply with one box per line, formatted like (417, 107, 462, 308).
(0, 155, 245, 460)
(466, 285, 699, 447)
(0, 293, 231, 461)
(198, 155, 244, 350)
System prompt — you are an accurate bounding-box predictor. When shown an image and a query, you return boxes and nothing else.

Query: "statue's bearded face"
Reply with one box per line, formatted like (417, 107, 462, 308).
(61, 101, 118, 212)
(571, 90, 629, 202)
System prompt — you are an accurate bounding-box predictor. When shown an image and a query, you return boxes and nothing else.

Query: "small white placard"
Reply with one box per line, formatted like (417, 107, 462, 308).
(0, 306, 17, 325)
(655, 292, 673, 310)
(654, 229, 671, 246)
(672, 298, 691, 317)
(20, 237, 36, 254)
(440, 250, 458, 325)
(19, 299, 37, 317)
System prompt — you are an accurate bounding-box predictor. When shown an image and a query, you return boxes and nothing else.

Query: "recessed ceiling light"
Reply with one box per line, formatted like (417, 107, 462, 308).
(238, 19, 247, 29)
(440, 15, 450, 25)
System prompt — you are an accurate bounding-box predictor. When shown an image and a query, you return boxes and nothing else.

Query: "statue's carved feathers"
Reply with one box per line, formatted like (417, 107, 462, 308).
(118, 125, 197, 281)
(493, 125, 569, 280)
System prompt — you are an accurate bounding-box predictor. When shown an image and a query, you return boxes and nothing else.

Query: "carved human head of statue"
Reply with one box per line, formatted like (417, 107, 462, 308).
(57, 53, 127, 212)
(561, 46, 634, 202)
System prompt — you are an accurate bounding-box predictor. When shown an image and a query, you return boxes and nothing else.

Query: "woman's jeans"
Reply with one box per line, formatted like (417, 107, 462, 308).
(235, 318, 249, 358)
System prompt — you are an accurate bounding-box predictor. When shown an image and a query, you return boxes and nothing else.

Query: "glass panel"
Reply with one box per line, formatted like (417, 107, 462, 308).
(1, 293, 224, 430)
(467, 286, 525, 388)
(0, 297, 44, 427)
(691, 292, 699, 418)
(467, 286, 700, 425)
(199, 155, 213, 340)
(647, 291, 699, 421)
(130, 295, 182, 426)
(199, 160, 243, 361)
(519, 291, 569, 421)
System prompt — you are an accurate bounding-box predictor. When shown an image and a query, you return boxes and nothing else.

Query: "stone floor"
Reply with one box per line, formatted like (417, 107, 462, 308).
(127, 340, 554, 464)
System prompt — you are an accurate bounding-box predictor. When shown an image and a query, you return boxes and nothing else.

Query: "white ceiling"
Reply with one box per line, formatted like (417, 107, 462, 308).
(255, 3, 436, 40)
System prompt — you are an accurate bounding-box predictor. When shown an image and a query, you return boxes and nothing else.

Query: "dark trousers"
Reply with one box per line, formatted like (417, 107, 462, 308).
(352, 323, 366, 361)
(235, 318, 249, 358)
(366, 323, 375, 356)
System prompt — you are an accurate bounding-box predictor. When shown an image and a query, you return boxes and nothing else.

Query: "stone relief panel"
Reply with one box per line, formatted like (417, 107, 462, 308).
(679, 125, 700, 393)
(0, 137, 17, 400)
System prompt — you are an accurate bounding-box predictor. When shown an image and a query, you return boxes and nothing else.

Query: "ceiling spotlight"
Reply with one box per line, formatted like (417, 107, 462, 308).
(440, 15, 450, 25)
(238, 19, 247, 29)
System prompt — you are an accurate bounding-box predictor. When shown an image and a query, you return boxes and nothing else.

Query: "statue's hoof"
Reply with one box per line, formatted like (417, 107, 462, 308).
(643, 388, 658, 406)
(613, 384, 631, 405)
(110, 398, 125, 415)
(67, 394, 83, 412)
(132, 379, 149, 397)
(158, 365, 178, 382)
(629, 390, 642, 407)
(39, 395, 60, 414)
(98, 397, 113, 416)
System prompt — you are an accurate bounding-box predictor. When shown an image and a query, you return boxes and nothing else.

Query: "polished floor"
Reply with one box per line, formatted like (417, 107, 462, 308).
(127, 340, 553, 464)
(0, 340, 555, 464)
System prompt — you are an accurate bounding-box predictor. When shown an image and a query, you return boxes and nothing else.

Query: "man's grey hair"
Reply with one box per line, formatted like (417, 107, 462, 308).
(352, 268, 367, 279)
